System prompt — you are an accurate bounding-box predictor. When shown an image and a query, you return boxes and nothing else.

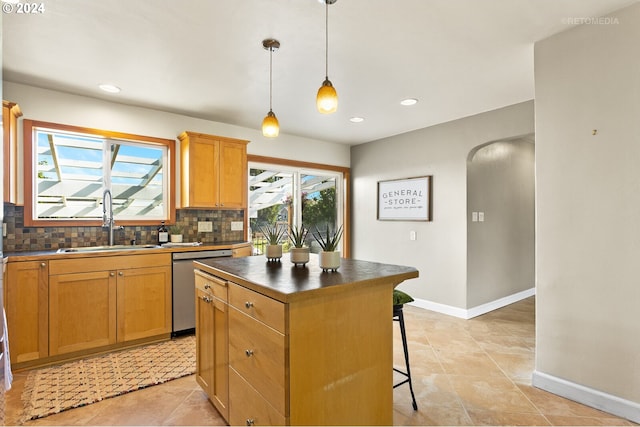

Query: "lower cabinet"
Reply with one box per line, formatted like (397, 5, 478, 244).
(3, 252, 174, 364)
(195, 270, 229, 420)
(4, 260, 49, 364)
(195, 266, 395, 426)
(116, 265, 172, 342)
(49, 270, 117, 356)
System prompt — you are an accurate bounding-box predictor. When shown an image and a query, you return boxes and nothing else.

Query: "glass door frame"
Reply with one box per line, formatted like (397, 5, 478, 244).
(248, 155, 351, 257)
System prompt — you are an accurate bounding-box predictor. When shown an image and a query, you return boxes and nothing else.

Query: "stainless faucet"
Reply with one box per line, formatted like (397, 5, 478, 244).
(102, 189, 123, 246)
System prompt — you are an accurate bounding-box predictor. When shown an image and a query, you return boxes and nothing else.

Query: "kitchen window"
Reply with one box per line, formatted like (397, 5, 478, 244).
(23, 120, 175, 226)
(248, 156, 350, 257)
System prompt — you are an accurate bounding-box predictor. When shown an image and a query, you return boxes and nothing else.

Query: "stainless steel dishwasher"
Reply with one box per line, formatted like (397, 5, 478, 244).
(172, 249, 232, 336)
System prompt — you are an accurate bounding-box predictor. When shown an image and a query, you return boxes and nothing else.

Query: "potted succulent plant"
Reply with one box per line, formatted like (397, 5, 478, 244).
(288, 224, 310, 267)
(260, 223, 286, 261)
(313, 224, 343, 272)
(169, 225, 183, 243)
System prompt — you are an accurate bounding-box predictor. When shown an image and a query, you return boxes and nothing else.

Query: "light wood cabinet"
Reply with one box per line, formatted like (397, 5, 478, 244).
(193, 255, 420, 426)
(231, 243, 252, 258)
(49, 270, 117, 356)
(227, 282, 287, 425)
(49, 253, 171, 357)
(179, 131, 249, 209)
(4, 260, 48, 364)
(3, 100, 22, 203)
(116, 264, 172, 342)
(195, 270, 229, 420)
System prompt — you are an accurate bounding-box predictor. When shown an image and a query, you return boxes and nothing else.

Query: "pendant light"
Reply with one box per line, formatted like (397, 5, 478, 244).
(262, 38, 280, 138)
(316, 0, 338, 114)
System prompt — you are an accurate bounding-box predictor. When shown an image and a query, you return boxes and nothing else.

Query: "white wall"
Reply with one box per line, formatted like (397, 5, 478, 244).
(4, 82, 350, 204)
(534, 2, 640, 422)
(350, 101, 534, 310)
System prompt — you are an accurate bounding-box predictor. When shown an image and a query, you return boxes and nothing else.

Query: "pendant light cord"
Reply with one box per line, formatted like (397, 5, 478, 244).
(325, 0, 329, 79)
(269, 47, 273, 111)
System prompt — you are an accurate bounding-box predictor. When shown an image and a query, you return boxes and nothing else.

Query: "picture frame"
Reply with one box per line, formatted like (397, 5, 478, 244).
(377, 176, 432, 221)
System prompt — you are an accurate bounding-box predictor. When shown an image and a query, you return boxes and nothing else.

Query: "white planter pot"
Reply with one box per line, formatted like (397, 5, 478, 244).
(265, 244, 283, 261)
(170, 234, 183, 243)
(319, 251, 341, 272)
(290, 247, 310, 266)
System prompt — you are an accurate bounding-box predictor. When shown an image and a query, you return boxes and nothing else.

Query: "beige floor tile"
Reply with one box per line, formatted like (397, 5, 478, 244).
(466, 409, 551, 426)
(448, 375, 539, 414)
(434, 350, 505, 377)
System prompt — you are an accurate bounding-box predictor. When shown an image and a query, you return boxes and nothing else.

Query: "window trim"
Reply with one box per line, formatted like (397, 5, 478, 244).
(23, 119, 176, 227)
(248, 154, 351, 258)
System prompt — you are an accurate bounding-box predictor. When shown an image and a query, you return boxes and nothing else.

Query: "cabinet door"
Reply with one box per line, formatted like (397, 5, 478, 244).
(218, 140, 247, 209)
(116, 265, 172, 342)
(5, 260, 48, 363)
(49, 270, 117, 356)
(195, 287, 215, 396)
(195, 271, 229, 420)
(182, 135, 219, 208)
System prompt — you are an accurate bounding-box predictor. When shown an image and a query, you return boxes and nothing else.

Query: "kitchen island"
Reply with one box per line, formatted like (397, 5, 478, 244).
(193, 255, 418, 426)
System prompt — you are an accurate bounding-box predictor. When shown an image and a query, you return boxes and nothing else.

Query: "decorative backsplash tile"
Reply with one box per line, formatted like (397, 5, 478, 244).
(2, 203, 245, 252)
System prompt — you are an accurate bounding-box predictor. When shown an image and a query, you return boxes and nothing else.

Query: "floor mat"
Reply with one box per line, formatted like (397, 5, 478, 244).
(20, 336, 196, 422)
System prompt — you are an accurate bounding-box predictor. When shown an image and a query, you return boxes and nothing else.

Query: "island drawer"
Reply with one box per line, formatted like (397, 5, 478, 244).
(228, 305, 286, 415)
(195, 270, 228, 302)
(228, 282, 285, 333)
(229, 368, 286, 426)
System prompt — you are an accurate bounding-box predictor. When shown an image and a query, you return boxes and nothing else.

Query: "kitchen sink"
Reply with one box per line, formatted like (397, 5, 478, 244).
(56, 244, 162, 253)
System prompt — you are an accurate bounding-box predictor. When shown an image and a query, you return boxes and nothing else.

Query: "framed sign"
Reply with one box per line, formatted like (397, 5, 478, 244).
(377, 176, 432, 221)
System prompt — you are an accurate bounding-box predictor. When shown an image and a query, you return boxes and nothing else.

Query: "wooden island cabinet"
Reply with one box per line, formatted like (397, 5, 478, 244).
(194, 255, 418, 426)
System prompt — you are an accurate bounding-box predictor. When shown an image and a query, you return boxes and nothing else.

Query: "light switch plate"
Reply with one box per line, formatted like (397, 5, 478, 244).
(472, 212, 478, 222)
(197, 221, 213, 232)
(231, 221, 244, 231)
(478, 212, 485, 222)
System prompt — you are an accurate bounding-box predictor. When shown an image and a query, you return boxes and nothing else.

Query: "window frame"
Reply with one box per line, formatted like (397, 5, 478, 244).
(23, 119, 176, 227)
(248, 154, 351, 258)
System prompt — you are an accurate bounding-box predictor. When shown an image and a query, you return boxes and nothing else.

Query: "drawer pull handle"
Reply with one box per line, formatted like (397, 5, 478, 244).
(246, 419, 255, 426)
(245, 301, 254, 309)
(118, 271, 124, 276)
(202, 296, 212, 303)
(40, 262, 46, 268)
(110, 272, 115, 277)
(204, 283, 211, 290)
(245, 349, 254, 357)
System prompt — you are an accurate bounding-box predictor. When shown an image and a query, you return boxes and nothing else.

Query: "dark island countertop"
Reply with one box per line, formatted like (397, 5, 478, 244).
(194, 254, 419, 303)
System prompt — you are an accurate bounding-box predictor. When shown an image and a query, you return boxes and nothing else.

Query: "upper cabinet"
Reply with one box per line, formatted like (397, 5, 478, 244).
(3, 100, 23, 203)
(179, 132, 249, 209)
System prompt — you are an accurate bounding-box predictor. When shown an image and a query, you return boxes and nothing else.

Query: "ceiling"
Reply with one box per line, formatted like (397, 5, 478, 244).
(3, 0, 636, 145)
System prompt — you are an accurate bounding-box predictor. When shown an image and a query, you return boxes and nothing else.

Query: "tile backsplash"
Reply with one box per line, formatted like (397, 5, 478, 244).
(2, 203, 245, 252)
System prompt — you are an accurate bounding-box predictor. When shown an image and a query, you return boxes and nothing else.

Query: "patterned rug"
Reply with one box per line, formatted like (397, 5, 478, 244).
(20, 336, 196, 422)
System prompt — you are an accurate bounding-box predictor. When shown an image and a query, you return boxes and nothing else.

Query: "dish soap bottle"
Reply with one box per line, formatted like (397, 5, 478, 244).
(158, 221, 169, 245)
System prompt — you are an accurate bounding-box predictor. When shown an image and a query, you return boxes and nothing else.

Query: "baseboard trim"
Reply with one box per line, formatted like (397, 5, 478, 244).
(532, 370, 640, 424)
(408, 287, 535, 319)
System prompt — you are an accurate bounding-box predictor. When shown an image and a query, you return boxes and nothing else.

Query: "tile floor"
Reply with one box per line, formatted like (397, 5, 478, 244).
(4, 297, 637, 426)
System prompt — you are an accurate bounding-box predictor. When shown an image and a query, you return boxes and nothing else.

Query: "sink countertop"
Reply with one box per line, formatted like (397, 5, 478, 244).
(194, 254, 419, 303)
(3, 240, 251, 262)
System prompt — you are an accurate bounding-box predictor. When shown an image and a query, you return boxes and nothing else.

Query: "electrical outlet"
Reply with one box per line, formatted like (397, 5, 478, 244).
(409, 230, 417, 241)
(231, 221, 244, 231)
(197, 221, 213, 232)
(2, 223, 6, 237)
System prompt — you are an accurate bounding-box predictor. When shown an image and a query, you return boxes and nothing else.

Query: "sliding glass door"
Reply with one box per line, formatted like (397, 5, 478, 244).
(249, 163, 343, 254)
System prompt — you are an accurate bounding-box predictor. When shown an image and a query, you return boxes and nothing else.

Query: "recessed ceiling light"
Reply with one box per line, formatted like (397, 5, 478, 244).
(349, 117, 365, 123)
(400, 98, 418, 106)
(99, 84, 121, 93)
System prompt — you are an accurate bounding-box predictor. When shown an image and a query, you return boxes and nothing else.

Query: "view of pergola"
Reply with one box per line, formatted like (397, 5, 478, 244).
(34, 128, 166, 221)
